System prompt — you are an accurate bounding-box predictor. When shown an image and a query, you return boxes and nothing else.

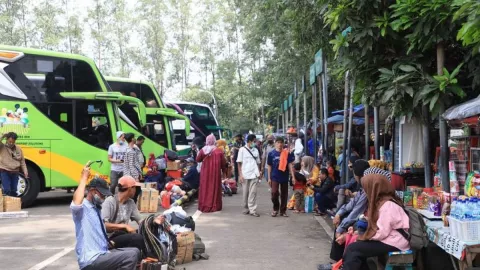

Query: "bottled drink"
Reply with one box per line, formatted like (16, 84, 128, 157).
(473, 198, 480, 221)
(465, 198, 475, 221)
(457, 199, 466, 220)
(451, 198, 458, 219)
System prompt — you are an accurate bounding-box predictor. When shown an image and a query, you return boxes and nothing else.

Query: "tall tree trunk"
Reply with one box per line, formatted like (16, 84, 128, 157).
(437, 43, 449, 192)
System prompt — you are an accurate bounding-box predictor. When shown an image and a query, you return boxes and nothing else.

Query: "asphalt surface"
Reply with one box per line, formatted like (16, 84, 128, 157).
(0, 182, 331, 270)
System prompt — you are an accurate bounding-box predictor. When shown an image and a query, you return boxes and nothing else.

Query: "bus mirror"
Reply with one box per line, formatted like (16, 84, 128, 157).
(60, 113, 68, 122)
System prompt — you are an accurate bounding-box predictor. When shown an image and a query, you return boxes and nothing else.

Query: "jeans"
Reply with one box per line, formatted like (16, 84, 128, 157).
(343, 240, 399, 270)
(83, 248, 140, 270)
(1, 171, 19, 196)
(110, 171, 123, 194)
(271, 181, 288, 214)
(315, 192, 333, 213)
(110, 233, 145, 252)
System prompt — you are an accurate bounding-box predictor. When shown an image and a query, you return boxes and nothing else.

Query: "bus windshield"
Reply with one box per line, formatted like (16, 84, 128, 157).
(167, 102, 221, 141)
(108, 81, 160, 108)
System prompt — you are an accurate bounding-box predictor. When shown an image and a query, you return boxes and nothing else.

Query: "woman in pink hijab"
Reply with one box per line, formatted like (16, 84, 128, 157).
(196, 134, 227, 212)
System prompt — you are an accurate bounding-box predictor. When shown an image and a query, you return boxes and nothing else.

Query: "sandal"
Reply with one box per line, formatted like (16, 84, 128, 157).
(280, 213, 289, 217)
(271, 211, 278, 217)
(293, 210, 300, 213)
(250, 212, 260, 217)
(314, 212, 326, 216)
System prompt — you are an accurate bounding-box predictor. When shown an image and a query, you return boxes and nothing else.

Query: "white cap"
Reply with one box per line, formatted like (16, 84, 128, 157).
(116, 131, 125, 140)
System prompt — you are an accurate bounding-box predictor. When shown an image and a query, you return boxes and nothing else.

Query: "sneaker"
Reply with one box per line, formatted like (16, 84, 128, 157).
(243, 209, 250, 215)
(317, 264, 332, 270)
(326, 209, 336, 217)
(250, 212, 260, 217)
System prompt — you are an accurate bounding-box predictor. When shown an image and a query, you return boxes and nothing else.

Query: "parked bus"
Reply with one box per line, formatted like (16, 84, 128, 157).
(165, 101, 223, 144)
(0, 45, 149, 207)
(105, 77, 191, 156)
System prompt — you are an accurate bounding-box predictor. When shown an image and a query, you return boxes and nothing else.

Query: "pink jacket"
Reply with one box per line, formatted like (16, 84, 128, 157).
(371, 201, 410, 251)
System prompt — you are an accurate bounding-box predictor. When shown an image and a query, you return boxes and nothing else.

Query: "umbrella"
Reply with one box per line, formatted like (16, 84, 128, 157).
(443, 96, 480, 121)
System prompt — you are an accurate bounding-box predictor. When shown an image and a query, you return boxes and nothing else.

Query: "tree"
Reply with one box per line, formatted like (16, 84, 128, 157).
(0, 0, 26, 46)
(138, 0, 168, 96)
(63, 0, 83, 54)
(111, 0, 133, 77)
(86, 0, 114, 72)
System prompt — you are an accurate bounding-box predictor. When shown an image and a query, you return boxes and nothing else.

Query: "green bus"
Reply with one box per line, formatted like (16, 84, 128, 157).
(0, 45, 167, 207)
(105, 77, 191, 156)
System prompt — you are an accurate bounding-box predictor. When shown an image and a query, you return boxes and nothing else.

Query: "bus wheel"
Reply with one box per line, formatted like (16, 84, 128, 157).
(19, 166, 40, 208)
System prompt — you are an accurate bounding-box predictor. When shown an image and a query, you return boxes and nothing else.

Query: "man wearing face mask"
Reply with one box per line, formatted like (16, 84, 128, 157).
(108, 131, 127, 194)
(71, 166, 140, 270)
(237, 134, 261, 217)
(261, 135, 275, 182)
(0, 132, 28, 197)
(101, 176, 145, 253)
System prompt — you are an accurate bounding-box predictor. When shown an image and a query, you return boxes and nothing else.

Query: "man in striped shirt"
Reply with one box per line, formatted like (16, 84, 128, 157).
(71, 165, 140, 270)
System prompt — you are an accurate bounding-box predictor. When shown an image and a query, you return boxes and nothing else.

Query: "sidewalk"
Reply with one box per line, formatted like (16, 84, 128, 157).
(187, 180, 331, 270)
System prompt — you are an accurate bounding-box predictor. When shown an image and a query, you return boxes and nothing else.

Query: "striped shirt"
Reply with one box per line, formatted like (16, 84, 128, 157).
(123, 147, 142, 180)
(71, 199, 108, 269)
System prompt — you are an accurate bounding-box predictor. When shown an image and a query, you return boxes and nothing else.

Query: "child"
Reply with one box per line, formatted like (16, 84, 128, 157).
(293, 163, 307, 213)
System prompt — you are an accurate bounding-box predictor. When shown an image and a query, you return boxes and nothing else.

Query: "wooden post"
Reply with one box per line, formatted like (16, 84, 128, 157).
(322, 60, 329, 162)
(318, 75, 324, 164)
(312, 84, 318, 163)
(276, 113, 279, 134)
(423, 106, 432, 187)
(304, 92, 308, 155)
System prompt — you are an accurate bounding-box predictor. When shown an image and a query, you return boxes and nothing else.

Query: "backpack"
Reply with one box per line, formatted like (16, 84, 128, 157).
(397, 207, 429, 250)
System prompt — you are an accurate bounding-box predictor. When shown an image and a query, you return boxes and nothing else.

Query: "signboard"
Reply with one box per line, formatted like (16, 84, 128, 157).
(288, 94, 293, 107)
(284, 100, 288, 111)
(315, 49, 323, 75)
(309, 64, 316, 85)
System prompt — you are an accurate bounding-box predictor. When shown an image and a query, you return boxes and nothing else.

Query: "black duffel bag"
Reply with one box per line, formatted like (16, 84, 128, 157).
(168, 212, 195, 231)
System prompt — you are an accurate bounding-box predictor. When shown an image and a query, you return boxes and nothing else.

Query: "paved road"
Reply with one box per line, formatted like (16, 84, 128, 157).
(0, 182, 331, 270)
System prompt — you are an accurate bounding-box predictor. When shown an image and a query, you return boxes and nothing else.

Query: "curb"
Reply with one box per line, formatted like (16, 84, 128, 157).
(314, 215, 334, 240)
(0, 211, 29, 219)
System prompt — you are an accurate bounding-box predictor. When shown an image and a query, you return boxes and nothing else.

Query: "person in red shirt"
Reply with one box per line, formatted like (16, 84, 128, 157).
(293, 163, 307, 213)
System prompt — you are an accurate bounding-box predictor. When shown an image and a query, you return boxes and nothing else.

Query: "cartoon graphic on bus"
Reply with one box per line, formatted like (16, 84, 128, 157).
(0, 104, 30, 134)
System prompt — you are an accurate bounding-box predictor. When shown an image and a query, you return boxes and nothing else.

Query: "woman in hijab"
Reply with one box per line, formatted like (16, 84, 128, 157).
(342, 173, 409, 270)
(216, 139, 231, 178)
(287, 156, 320, 209)
(196, 134, 227, 212)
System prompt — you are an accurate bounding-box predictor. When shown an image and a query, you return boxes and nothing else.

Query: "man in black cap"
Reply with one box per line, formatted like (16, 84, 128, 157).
(71, 165, 140, 270)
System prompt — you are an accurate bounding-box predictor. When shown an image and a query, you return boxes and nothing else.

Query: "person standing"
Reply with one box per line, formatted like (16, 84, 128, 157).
(71, 166, 140, 270)
(0, 132, 28, 197)
(231, 134, 244, 185)
(101, 176, 145, 253)
(196, 134, 227, 213)
(123, 133, 142, 203)
(267, 137, 295, 217)
(237, 134, 261, 217)
(135, 136, 146, 168)
(261, 135, 275, 182)
(108, 131, 127, 194)
(294, 133, 305, 164)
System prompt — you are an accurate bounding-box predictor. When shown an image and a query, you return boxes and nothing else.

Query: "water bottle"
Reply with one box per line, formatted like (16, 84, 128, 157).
(473, 198, 480, 221)
(465, 198, 475, 221)
(451, 198, 458, 219)
(457, 199, 466, 220)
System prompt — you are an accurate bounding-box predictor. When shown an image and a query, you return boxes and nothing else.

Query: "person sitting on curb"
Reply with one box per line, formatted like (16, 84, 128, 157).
(330, 160, 371, 262)
(0, 132, 28, 197)
(333, 156, 360, 211)
(101, 176, 146, 254)
(71, 165, 140, 270)
(311, 168, 336, 216)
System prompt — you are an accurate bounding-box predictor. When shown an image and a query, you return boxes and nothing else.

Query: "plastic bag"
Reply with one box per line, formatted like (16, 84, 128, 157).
(305, 196, 314, 213)
(163, 206, 187, 218)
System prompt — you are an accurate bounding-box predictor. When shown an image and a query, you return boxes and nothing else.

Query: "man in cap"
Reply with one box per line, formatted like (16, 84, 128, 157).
(71, 165, 139, 270)
(101, 176, 145, 253)
(108, 131, 127, 194)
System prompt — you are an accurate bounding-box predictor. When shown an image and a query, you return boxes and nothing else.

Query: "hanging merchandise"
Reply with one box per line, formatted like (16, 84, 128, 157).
(449, 161, 460, 196)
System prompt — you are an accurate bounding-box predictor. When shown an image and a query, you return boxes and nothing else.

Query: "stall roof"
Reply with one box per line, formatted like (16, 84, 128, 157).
(443, 96, 480, 121)
(332, 104, 367, 116)
(327, 115, 365, 125)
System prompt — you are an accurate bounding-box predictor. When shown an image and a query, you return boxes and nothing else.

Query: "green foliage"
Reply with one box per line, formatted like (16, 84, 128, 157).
(453, 0, 480, 54)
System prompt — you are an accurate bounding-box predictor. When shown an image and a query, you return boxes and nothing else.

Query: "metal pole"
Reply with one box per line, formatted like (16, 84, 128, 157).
(347, 77, 355, 169)
(276, 113, 279, 134)
(261, 104, 265, 136)
(341, 71, 350, 184)
(318, 75, 324, 165)
(312, 84, 318, 163)
(374, 107, 380, 159)
(364, 103, 370, 159)
(422, 106, 432, 187)
(437, 43, 449, 192)
(304, 92, 308, 156)
(296, 96, 300, 135)
(323, 60, 329, 162)
(199, 89, 217, 117)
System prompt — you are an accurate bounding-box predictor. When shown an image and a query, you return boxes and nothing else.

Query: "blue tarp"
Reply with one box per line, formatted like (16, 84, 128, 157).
(332, 104, 368, 117)
(327, 114, 365, 125)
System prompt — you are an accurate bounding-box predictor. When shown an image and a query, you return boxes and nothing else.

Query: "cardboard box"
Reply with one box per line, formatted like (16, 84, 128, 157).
(149, 189, 159, 213)
(144, 182, 158, 190)
(138, 188, 151, 213)
(0, 190, 3, 212)
(176, 232, 195, 264)
(167, 160, 181, 171)
(3, 196, 21, 212)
